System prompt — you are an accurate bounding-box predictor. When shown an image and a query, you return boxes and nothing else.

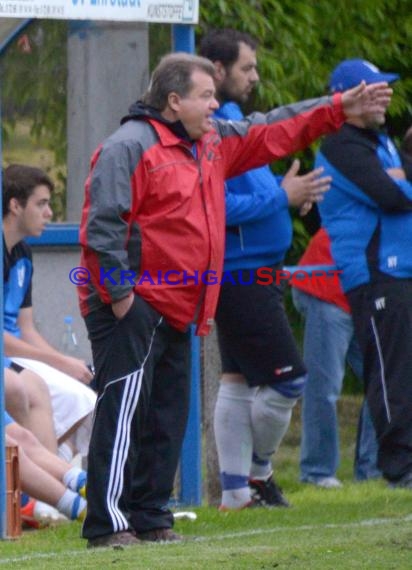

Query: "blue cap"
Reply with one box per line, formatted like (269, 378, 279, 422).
(329, 59, 399, 92)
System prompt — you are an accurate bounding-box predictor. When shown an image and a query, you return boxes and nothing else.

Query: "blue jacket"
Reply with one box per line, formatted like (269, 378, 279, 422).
(317, 124, 412, 292)
(214, 102, 291, 271)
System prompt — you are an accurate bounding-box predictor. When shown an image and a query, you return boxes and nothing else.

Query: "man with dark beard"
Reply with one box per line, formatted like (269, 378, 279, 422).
(200, 29, 332, 510)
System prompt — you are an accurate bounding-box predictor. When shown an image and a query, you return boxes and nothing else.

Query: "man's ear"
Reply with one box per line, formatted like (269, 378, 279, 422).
(8, 197, 21, 216)
(167, 92, 181, 113)
(213, 61, 226, 83)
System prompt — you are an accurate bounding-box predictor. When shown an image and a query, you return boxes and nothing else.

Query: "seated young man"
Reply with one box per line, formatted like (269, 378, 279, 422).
(3, 164, 96, 461)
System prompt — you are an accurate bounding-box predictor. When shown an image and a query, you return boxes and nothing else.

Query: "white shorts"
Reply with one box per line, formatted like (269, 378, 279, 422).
(11, 357, 97, 455)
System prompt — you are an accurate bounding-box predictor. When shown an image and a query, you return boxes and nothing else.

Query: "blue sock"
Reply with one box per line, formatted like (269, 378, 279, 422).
(20, 493, 30, 507)
(63, 467, 87, 493)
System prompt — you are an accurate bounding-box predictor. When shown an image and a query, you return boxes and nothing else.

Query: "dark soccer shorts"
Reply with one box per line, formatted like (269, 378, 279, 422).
(215, 266, 306, 387)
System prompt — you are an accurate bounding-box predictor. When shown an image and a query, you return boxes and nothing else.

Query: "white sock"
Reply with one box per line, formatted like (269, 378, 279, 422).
(56, 489, 87, 520)
(214, 381, 257, 508)
(62, 466, 85, 492)
(251, 385, 297, 480)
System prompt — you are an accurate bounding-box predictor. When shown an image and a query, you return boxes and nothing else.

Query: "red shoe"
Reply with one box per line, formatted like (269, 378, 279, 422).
(21, 499, 68, 529)
(21, 499, 42, 529)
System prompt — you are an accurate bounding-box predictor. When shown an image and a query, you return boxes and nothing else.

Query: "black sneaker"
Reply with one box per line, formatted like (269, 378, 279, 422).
(87, 531, 141, 549)
(249, 476, 290, 507)
(136, 528, 184, 543)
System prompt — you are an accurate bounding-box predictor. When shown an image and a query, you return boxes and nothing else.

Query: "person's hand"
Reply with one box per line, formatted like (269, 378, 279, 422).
(112, 293, 134, 320)
(341, 81, 393, 120)
(386, 167, 406, 180)
(54, 354, 94, 384)
(281, 159, 331, 208)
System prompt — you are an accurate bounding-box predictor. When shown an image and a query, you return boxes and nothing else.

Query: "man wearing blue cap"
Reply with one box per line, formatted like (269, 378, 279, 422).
(328, 59, 400, 93)
(317, 59, 412, 489)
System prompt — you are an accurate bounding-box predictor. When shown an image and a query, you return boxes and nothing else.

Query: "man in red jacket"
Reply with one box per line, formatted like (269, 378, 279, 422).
(79, 51, 391, 548)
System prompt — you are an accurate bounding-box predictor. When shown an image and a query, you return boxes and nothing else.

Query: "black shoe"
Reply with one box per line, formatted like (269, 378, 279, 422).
(136, 528, 184, 543)
(388, 471, 412, 489)
(249, 475, 290, 507)
(87, 531, 141, 549)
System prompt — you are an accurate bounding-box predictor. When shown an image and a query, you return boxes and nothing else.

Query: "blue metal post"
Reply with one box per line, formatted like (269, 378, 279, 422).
(180, 327, 202, 504)
(171, 23, 202, 505)
(172, 24, 195, 53)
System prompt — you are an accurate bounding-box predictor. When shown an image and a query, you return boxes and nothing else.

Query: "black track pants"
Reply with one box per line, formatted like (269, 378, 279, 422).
(82, 294, 190, 540)
(348, 279, 412, 482)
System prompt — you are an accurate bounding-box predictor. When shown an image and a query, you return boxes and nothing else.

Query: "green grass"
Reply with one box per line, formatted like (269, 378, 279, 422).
(1, 396, 411, 569)
(1, 487, 411, 569)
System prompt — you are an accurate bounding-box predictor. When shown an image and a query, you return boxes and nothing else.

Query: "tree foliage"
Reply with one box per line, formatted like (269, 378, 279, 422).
(1, 21, 67, 163)
(1, 20, 67, 218)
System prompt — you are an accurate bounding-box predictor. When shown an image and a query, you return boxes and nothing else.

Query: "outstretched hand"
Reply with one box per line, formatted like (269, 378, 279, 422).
(341, 81, 393, 120)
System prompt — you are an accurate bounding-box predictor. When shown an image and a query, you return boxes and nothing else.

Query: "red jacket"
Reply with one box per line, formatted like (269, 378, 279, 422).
(292, 228, 351, 313)
(79, 97, 345, 335)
